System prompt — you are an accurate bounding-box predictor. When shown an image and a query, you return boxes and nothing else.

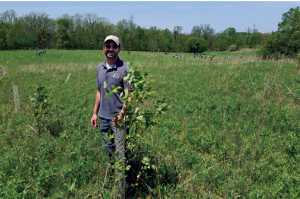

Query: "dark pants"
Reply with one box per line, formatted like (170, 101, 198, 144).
(99, 117, 132, 184)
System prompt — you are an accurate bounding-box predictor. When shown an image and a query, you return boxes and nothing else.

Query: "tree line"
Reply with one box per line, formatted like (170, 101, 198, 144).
(0, 7, 299, 57)
(259, 6, 300, 58)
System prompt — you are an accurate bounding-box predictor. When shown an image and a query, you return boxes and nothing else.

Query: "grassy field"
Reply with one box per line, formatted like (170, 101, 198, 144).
(1, 49, 300, 198)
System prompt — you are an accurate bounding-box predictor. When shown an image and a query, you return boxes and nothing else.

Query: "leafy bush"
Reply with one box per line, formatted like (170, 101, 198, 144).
(259, 6, 300, 59)
(30, 85, 51, 134)
(228, 44, 238, 51)
(186, 37, 207, 53)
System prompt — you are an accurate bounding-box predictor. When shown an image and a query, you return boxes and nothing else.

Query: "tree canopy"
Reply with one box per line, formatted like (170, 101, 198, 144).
(259, 6, 300, 58)
(186, 37, 207, 53)
(1, 8, 294, 56)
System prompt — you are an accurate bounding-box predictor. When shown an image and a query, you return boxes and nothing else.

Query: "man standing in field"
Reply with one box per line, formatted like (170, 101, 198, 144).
(90, 35, 132, 183)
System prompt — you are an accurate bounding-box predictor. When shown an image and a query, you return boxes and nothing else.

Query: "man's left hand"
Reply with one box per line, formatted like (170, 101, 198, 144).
(113, 113, 123, 126)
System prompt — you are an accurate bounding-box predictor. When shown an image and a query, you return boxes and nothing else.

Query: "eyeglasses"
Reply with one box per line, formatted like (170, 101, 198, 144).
(105, 44, 119, 49)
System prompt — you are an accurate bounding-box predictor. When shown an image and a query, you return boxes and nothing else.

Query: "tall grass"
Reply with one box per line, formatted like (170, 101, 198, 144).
(1, 50, 300, 198)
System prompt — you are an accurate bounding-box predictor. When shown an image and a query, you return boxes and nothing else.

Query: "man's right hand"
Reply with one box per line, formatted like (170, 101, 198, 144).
(91, 114, 98, 128)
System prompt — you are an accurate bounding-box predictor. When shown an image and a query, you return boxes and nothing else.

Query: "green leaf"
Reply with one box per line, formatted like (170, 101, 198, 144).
(112, 89, 118, 94)
(124, 88, 128, 96)
(125, 165, 131, 171)
(104, 92, 113, 99)
(142, 157, 150, 165)
(136, 115, 145, 122)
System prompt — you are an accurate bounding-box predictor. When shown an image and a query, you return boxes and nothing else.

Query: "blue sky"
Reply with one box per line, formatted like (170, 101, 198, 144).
(1, 1, 299, 34)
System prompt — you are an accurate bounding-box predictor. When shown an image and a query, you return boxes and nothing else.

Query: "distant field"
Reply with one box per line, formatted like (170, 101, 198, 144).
(0, 48, 257, 68)
(1, 49, 300, 198)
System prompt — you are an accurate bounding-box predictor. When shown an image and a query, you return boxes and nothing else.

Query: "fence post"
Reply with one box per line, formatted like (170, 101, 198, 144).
(13, 85, 20, 111)
(65, 73, 71, 82)
(0, 67, 6, 78)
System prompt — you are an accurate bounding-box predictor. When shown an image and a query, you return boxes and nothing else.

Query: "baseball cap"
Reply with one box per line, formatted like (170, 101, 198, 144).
(104, 35, 120, 46)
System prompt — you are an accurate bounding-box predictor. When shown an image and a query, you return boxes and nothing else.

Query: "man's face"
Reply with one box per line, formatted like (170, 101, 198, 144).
(103, 40, 120, 59)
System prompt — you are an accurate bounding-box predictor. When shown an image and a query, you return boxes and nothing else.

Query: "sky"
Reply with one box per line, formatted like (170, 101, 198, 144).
(0, 1, 299, 34)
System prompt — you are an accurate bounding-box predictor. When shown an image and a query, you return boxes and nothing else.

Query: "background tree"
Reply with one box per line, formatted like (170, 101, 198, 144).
(116, 15, 136, 50)
(0, 10, 17, 25)
(148, 26, 160, 52)
(191, 25, 202, 37)
(160, 28, 173, 52)
(0, 9, 275, 53)
(173, 25, 183, 52)
(201, 24, 215, 40)
(218, 31, 228, 52)
(0, 20, 8, 50)
(224, 27, 237, 37)
(134, 25, 148, 51)
(56, 17, 72, 49)
(223, 27, 237, 44)
(186, 37, 207, 53)
(260, 6, 300, 58)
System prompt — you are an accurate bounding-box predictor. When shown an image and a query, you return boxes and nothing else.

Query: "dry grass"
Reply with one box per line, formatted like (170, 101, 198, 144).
(211, 55, 298, 67)
(0, 65, 7, 77)
(19, 62, 99, 73)
(234, 48, 255, 54)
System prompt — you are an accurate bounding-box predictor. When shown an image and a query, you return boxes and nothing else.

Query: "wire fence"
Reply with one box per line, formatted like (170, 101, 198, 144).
(114, 126, 126, 199)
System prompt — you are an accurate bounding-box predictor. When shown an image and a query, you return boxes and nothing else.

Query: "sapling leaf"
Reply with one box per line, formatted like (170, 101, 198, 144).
(104, 92, 113, 98)
(112, 89, 118, 94)
(136, 115, 145, 122)
(142, 157, 150, 165)
(124, 88, 128, 96)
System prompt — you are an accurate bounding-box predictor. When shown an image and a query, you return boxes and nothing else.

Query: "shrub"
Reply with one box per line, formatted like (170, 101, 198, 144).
(255, 44, 261, 49)
(186, 37, 207, 53)
(259, 7, 300, 59)
(228, 44, 238, 52)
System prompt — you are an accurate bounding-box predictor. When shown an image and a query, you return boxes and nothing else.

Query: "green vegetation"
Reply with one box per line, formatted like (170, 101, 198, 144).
(228, 44, 238, 52)
(259, 6, 300, 59)
(2, 5, 300, 59)
(1, 49, 300, 198)
(186, 37, 207, 53)
(1, 4, 300, 199)
(0, 10, 268, 53)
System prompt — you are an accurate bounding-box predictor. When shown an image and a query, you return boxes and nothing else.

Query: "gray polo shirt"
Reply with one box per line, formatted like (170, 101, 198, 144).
(96, 58, 130, 120)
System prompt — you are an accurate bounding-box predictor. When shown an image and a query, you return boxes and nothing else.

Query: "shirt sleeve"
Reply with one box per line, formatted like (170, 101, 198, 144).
(96, 66, 99, 87)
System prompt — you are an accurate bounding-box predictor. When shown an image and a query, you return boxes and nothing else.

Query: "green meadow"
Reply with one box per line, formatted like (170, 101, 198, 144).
(1, 49, 300, 198)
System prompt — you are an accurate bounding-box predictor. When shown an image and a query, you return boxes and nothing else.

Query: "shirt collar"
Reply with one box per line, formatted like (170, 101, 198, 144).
(105, 62, 115, 70)
(102, 57, 122, 69)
